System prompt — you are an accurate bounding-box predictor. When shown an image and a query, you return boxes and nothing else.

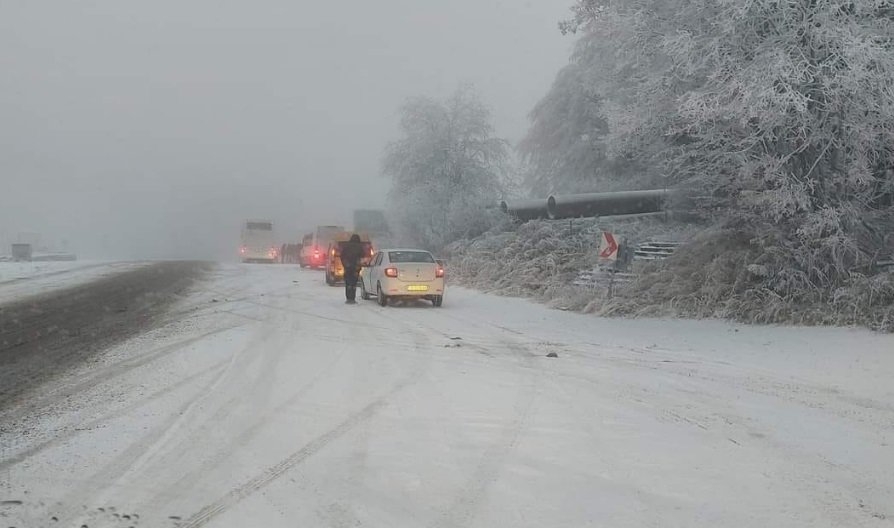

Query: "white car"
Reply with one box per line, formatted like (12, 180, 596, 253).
(360, 249, 445, 307)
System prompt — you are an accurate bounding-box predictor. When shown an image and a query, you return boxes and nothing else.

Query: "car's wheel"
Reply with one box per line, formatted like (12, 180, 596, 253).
(325, 272, 332, 285)
(377, 282, 388, 307)
(432, 295, 443, 307)
(360, 279, 370, 300)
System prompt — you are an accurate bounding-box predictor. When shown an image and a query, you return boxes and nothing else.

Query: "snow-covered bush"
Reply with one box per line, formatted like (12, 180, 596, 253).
(447, 214, 894, 331)
(603, 229, 894, 331)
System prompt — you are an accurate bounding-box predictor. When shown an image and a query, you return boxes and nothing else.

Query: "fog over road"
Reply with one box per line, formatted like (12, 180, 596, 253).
(1, 264, 892, 527)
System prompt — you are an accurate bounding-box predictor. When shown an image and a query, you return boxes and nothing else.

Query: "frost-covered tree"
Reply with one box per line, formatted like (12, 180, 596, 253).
(383, 86, 509, 249)
(561, 0, 894, 313)
(518, 60, 610, 196)
(519, 33, 657, 196)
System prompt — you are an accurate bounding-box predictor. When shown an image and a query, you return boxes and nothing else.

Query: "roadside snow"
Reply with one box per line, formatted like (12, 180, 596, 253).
(0, 261, 149, 305)
(1, 263, 892, 528)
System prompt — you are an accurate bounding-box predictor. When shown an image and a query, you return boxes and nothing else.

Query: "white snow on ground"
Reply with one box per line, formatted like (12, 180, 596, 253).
(1, 263, 893, 527)
(0, 261, 149, 304)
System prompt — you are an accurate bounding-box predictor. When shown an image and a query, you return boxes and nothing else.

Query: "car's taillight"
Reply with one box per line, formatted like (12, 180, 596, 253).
(436, 267, 445, 278)
(240, 247, 246, 254)
(384, 267, 398, 278)
(369, 247, 375, 256)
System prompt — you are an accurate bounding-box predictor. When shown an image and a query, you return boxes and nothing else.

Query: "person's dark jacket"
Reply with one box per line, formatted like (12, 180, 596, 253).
(340, 235, 364, 272)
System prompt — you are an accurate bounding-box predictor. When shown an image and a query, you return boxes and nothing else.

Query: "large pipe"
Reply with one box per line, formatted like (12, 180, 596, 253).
(546, 189, 669, 220)
(500, 199, 549, 221)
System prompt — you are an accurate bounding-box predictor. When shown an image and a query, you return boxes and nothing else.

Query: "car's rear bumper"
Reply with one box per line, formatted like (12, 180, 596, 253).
(380, 278, 445, 297)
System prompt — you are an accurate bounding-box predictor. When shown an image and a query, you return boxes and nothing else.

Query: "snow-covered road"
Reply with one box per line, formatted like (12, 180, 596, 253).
(2, 263, 892, 527)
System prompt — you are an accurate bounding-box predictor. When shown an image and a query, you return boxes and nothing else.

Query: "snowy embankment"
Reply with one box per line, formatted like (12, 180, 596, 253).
(2, 263, 892, 527)
(443, 218, 894, 331)
(443, 216, 692, 311)
(0, 261, 150, 305)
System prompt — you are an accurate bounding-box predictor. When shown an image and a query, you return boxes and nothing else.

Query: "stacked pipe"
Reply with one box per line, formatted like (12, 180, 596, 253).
(499, 199, 549, 221)
(545, 190, 669, 220)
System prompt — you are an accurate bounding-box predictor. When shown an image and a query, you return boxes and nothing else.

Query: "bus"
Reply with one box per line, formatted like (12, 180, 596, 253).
(240, 220, 278, 263)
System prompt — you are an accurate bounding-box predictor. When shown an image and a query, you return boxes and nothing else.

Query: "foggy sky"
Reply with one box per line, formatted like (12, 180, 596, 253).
(1, 1, 571, 260)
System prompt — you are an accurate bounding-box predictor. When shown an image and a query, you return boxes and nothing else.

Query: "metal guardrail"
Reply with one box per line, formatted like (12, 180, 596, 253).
(573, 268, 636, 287)
(573, 240, 680, 291)
(633, 241, 680, 261)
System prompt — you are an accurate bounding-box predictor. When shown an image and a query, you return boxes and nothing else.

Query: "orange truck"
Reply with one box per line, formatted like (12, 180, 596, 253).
(325, 232, 374, 286)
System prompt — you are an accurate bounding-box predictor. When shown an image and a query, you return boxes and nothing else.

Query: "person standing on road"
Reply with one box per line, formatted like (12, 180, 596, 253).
(340, 234, 364, 304)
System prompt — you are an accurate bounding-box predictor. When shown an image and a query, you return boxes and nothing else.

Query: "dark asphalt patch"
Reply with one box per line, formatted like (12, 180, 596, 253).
(0, 261, 211, 416)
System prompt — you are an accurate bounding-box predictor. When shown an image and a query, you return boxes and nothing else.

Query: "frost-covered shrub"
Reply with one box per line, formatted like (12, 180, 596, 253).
(602, 229, 894, 331)
(443, 216, 695, 304)
(448, 217, 894, 331)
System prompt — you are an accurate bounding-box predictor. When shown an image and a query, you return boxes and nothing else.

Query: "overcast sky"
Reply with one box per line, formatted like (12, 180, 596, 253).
(0, 1, 572, 260)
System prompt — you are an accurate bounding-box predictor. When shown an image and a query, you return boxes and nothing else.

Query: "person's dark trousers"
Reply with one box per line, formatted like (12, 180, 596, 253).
(344, 267, 359, 301)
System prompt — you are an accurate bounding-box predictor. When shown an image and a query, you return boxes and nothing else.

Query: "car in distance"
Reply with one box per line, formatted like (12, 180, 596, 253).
(360, 249, 445, 307)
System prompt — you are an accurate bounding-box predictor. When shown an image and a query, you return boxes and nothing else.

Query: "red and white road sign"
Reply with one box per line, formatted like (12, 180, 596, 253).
(598, 231, 619, 261)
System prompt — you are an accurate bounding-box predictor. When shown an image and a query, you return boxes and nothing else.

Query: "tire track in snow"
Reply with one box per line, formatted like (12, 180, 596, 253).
(138, 288, 375, 496)
(55, 339, 247, 526)
(0, 359, 229, 472)
(143, 343, 350, 507)
(429, 336, 540, 528)
(376, 302, 547, 528)
(179, 378, 414, 528)
(382, 299, 545, 527)
(180, 295, 435, 527)
(0, 324, 243, 425)
(102, 330, 246, 484)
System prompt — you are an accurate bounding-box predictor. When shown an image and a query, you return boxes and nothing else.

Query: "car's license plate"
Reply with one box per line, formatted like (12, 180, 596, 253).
(406, 285, 429, 292)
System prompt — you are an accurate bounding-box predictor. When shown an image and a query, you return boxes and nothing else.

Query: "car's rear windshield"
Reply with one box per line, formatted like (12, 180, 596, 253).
(389, 251, 435, 263)
(246, 222, 272, 231)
